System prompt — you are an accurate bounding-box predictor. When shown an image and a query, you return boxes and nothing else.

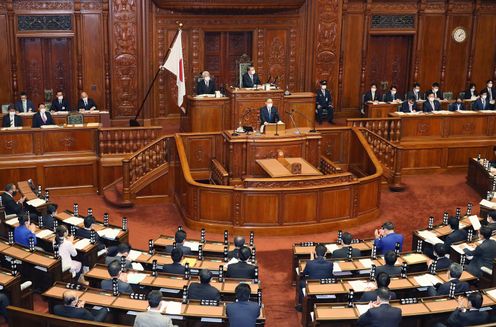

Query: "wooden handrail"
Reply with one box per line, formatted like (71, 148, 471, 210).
(347, 117, 401, 142)
(98, 126, 163, 155)
(319, 155, 342, 175)
(210, 159, 229, 185)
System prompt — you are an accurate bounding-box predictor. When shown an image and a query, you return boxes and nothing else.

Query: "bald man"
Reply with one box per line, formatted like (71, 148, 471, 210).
(77, 92, 97, 111)
(54, 290, 108, 322)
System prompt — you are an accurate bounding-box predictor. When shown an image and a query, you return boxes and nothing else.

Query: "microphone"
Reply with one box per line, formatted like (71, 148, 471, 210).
(290, 109, 317, 133)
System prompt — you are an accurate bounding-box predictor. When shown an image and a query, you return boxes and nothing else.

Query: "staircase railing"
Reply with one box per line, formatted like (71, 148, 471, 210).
(122, 135, 174, 201)
(99, 126, 163, 155)
(347, 117, 401, 142)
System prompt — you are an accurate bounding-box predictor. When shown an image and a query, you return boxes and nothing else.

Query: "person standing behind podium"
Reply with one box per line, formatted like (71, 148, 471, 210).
(423, 92, 441, 112)
(2, 105, 23, 128)
(77, 92, 97, 111)
(384, 85, 402, 103)
(363, 83, 381, 103)
(242, 65, 261, 88)
(449, 97, 466, 111)
(481, 79, 495, 109)
(196, 71, 216, 95)
(400, 97, 418, 113)
(14, 92, 34, 113)
(260, 98, 281, 125)
(32, 103, 55, 128)
(51, 90, 70, 112)
(226, 284, 260, 327)
(316, 80, 334, 124)
(407, 82, 424, 101)
(472, 90, 492, 111)
(464, 83, 478, 99)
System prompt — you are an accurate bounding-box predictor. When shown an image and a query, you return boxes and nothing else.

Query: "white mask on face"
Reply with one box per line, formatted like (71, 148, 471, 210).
(204, 77, 210, 81)
(433, 88, 439, 92)
(40, 108, 46, 113)
(9, 112, 15, 118)
(57, 96, 63, 101)
(429, 97, 434, 102)
(482, 95, 487, 99)
(21, 99, 26, 103)
(321, 85, 327, 90)
(82, 97, 88, 101)
(471, 88, 475, 92)
(488, 84, 493, 88)
(250, 70, 255, 75)
(371, 88, 376, 92)
(415, 88, 420, 92)
(391, 91, 396, 95)
(266, 104, 272, 109)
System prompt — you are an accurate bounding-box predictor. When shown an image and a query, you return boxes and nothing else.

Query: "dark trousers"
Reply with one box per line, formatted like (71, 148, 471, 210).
(91, 307, 108, 322)
(0, 293, 9, 319)
(316, 106, 333, 123)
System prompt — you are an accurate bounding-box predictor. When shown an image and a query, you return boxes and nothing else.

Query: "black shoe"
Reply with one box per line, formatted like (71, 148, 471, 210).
(295, 304, 303, 312)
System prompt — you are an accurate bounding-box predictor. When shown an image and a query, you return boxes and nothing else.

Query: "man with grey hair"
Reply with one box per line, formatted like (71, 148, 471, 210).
(197, 70, 216, 95)
(357, 287, 401, 326)
(228, 236, 245, 259)
(427, 263, 470, 296)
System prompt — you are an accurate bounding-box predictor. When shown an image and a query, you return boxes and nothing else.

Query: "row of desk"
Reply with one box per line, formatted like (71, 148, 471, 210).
(12, 111, 110, 127)
(365, 99, 477, 118)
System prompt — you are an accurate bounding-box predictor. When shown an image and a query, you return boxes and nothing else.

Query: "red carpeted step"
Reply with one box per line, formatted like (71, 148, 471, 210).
(102, 182, 134, 208)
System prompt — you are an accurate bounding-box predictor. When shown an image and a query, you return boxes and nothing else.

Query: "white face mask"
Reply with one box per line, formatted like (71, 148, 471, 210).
(488, 84, 493, 88)
(204, 77, 210, 81)
(321, 85, 326, 90)
(21, 99, 26, 103)
(433, 88, 439, 92)
(250, 70, 255, 75)
(415, 88, 420, 92)
(371, 88, 376, 92)
(482, 95, 487, 99)
(266, 104, 272, 109)
(58, 96, 63, 100)
(471, 88, 475, 92)
(429, 97, 434, 102)
(40, 108, 46, 113)
(391, 90, 396, 95)
(9, 112, 15, 117)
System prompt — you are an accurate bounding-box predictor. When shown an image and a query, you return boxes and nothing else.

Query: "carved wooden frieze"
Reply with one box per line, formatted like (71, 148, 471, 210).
(18, 15, 72, 31)
(13, 1, 74, 11)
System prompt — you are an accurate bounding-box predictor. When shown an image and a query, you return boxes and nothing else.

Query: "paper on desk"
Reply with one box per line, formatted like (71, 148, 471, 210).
(348, 280, 370, 292)
(26, 198, 46, 207)
(181, 258, 197, 267)
(39, 125, 61, 129)
(451, 243, 475, 255)
(414, 274, 442, 287)
(74, 238, 91, 250)
(358, 258, 373, 269)
(63, 216, 84, 226)
(127, 272, 147, 284)
(487, 289, 496, 300)
(468, 215, 481, 230)
(225, 257, 239, 267)
(131, 263, 144, 271)
(164, 301, 182, 315)
(356, 304, 370, 316)
(5, 218, 18, 226)
(183, 241, 200, 251)
(86, 123, 101, 127)
(36, 229, 54, 239)
(325, 243, 340, 253)
(97, 228, 120, 240)
(333, 262, 342, 272)
(418, 230, 444, 245)
(480, 199, 496, 209)
(127, 250, 143, 262)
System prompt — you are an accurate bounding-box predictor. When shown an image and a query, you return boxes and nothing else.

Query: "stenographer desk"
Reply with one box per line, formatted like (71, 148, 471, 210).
(17, 111, 110, 127)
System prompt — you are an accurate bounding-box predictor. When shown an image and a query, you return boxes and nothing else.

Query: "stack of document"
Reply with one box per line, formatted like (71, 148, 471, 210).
(451, 243, 474, 255)
(74, 238, 91, 250)
(325, 244, 340, 253)
(348, 280, 371, 292)
(356, 304, 370, 316)
(127, 272, 147, 284)
(480, 199, 496, 209)
(183, 241, 200, 251)
(131, 263, 144, 271)
(63, 216, 84, 226)
(468, 215, 481, 230)
(97, 228, 120, 240)
(163, 301, 182, 315)
(127, 250, 143, 262)
(413, 273, 442, 287)
(5, 218, 18, 226)
(358, 258, 373, 269)
(36, 229, 54, 239)
(27, 198, 46, 207)
(417, 230, 443, 245)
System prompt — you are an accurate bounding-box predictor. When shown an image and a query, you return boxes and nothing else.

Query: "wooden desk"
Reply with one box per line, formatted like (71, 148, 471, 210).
(365, 102, 400, 118)
(16, 111, 110, 127)
(183, 95, 230, 132)
(153, 235, 254, 256)
(467, 157, 494, 198)
(256, 158, 322, 177)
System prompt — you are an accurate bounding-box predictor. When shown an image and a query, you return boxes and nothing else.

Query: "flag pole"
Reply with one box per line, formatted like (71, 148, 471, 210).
(130, 22, 183, 126)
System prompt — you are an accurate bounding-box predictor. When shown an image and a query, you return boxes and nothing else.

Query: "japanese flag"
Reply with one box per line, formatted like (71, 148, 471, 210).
(162, 30, 185, 110)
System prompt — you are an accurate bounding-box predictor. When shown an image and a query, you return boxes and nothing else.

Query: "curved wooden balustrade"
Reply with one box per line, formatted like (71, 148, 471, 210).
(319, 155, 342, 175)
(121, 135, 174, 201)
(346, 117, 401, 142)
(174, 127, 383, 235)
(99, 126, 162, 155)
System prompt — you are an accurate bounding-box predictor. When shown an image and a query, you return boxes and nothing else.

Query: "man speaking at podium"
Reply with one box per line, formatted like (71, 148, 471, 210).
(260, 98, 281, 125)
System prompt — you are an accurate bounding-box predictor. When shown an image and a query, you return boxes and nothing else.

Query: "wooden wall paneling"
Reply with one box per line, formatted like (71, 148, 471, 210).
(264, 29, 288, 89)
(282, 192, 317, 224)
(44, 161, 97, 191)
(75, 1, 83, 93)
(470, 13, 496, 88)
(417, 14, 445, 88)
(19, 38, 44, 107)
(0, 167, 37, 186)
(319, 188, 352, 221)
(199, 190, 232, 222)
(0, 12, 12, 104)
(242, 193, 279, 225)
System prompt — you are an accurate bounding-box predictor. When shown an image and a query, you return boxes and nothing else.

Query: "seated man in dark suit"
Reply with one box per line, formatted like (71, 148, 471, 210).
(196, 71, 216, 95)
(242, 65, 261, 88)
(448, 97, 466, 111)
(406, 82, 424, 101)
(227, 236, 245, 260)
(375, 250, 401, 278)
(1, 183, 25, 217)
(316, 80, 334, 124)
(226, 246, 256, 279)
(2, 104, 23, 128)
(359, 272, 397, 302)
(32, 203, 56, 230)
(400, 97, 418, 113)
(363, 83, 381, 103)
(32, 103, 55, 128)
(226, 283, 260, 327)
(259, 98, 281, 126)
(430, 82, 444, 100)
(75, 215, 105, 251)
(54, 290, 108, 322)
(463, 83, 477, 99)
(423, 92, 441, 112)
(472, 90, 492, 111)
(444, 292, 489, 327)
(384, 85, 402, 103)
(0, 293, 9, 320)
(464, 226, 496, 277)
(77, 92, 97, 111)
(51, 90, 70, 111)
(428, 243, 452, 272)
(356, 288, 401, 327)
(105, 242, 132, 269)
(427, 263, 470, 296)
(164, 230, 192, 255)
(188, 269, 220, 301)
(14, 92, 35, 113)
(332, 232, 361, 259)
(480, 79, 495, 108)
(444, 216, 468, 247)
(373, 221, 404, 255)
(484, 211, 496, 232)
(101, 260, 133, 294)
(162, 247, 185, 275)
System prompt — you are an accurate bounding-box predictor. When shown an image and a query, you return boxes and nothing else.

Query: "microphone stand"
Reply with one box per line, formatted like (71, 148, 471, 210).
(275, 120, 279, 136)
(291, 109, 317, 133)
(285, 110, 300, 135)
(232, 108, 253, 136)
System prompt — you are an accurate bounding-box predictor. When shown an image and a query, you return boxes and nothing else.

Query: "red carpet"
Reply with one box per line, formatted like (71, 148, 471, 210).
(27, 172, 479, 326)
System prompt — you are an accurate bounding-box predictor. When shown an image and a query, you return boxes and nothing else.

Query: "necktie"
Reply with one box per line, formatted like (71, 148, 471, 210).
(415, 92, 418, 100)
(59, 100, 62, 105)
(268, 108, 271, 120)
(372, 92, 375, 100)
(250, 75, 254, 84)
(23, 102, 26, 111)
(42, 113, 47, 123)
(392, 94, 395, 100)
(10, 118, 14, 127)
(409, 105, 412, 112)
(489, 89, 493, 101)
(482, 99, 485, 109)
(457, 104, 460, 110)
(431, 101, 434, 110)
(84, 100, 87, 106)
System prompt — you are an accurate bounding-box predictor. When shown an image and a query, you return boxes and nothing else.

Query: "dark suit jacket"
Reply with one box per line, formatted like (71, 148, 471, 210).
(32, 112, 55, 128)
(101, 279, 133, 294)
(32, 213, 55, 230)
(430, 89, 444, 100)
(384, 91, 402, 103)
(446, 308, 489, 327)
(363, 91, 381, 103)
(444, 229, 468, 247)
(359, 289, 397, 302)
(197, 79, 216, 95)
(481, 87, 496, 102)
(53, 305, 103, 322)
(104, 255, 133, 269)
(162, 262, 185, 275)
(464, 239, 496, 276)
(463, 89, 477, 99)
(434, 279, 470, 296)
(242, 73, 261, 88)
(164, 243, 192, 256)
(472, 98, 492, 111)
(316, 89, 332, 108)
(485, 222, 496, 233)
(429, 257, 452, 271)
(1, 193, 22, 216)
(227, 248, 240, 260)
(331, 246, 361, 259)
(75, 228, 104, 251)
(375, 264, 401, 278)
(400, 101, 417, 113)
(51, 98, 71, 111)
(2, 115, 23, 127)
(226, 301, 260, 327)
(423, 100, 441, 112)
(77, 98, 97, 111)
(356, 303, 401, 327)
(226, 261, 256, 279)
(188, 282, 220, 301)
(301, 256, 333, 280)
(259, 106, 280, 125)
(14, 100, 35, 113)
(407, 90, 424, 101)
(448, 102, 465, 111)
